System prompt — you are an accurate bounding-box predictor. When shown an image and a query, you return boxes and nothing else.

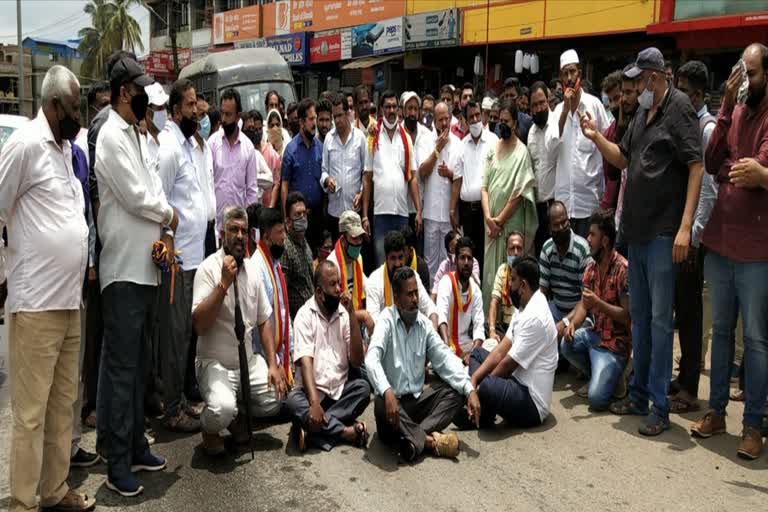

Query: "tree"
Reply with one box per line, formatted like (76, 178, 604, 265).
(78, 0, 144, 81)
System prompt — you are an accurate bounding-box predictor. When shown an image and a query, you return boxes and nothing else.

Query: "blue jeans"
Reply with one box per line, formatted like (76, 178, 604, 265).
(627, 236, 677, 418)
(560, 328, 626, 410)
(705, 249, 768, 429)
(373, 214, 408, 267)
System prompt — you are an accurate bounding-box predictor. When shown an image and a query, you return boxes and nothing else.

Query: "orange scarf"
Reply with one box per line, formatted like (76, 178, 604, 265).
(448, 271, 472, 356)
(368, 117, 412, 182)
(408, 247, 418, 271)
(334, 239, 365, 310)
(257, 240, 293, 386)
(382, 264, 393, 307)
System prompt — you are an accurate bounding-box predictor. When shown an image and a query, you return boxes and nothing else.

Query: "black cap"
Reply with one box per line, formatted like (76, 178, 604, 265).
(110, 57, 153, 90)
(625, 47, 665, 79)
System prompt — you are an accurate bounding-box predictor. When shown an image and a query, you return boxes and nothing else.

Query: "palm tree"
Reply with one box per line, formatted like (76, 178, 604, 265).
(106, 0, 145, 55)
(78, 0, 144, 81)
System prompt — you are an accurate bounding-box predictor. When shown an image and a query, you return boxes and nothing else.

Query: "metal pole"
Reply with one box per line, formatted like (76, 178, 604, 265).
(16, 0, 24, 116)
(484, 0, 489, 87)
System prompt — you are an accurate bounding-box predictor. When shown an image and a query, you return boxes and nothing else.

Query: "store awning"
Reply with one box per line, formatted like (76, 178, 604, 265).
(341, 54, 402, 70)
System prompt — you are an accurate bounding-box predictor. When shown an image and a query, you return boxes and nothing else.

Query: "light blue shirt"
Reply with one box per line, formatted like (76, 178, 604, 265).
(251, 250, 293, 356)
(320, 126, 367, 218)
(365, 305, 473, 399)
(692, 105, 717, 248)
(158, 121, 208, 270)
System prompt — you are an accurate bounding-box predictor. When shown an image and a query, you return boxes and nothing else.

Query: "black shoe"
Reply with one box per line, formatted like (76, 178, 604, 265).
(70, 448, 102, 468)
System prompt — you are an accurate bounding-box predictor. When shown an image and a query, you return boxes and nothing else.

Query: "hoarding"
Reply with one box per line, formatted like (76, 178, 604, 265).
(350, 17, 403, 58)
(404, 9, 459, 49)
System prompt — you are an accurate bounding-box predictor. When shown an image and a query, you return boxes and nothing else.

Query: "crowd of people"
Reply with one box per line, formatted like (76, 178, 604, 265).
(1, 41, 767, 512)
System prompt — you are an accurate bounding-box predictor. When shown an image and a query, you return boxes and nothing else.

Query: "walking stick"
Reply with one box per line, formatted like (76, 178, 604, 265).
(233, 276, 255, 460)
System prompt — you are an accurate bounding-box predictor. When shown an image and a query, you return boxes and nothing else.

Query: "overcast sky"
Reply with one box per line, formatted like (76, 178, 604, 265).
(0, 0, 150, 55)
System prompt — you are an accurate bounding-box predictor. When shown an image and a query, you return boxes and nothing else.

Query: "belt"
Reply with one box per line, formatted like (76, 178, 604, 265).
(461, 200, 482, 210)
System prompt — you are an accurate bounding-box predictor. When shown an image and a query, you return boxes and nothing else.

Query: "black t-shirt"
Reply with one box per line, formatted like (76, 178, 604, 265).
(417, 256, 431, 292)
(618, 87, 702, 244)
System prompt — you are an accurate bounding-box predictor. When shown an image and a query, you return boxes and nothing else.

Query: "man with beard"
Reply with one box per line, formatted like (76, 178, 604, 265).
(527, 81, 559, 256)
(354, 85, 374, 131)
(690, 43, 768, 460)
(436, 237, 485, 357)
(401, 91, 431, 252)
(281, 192, 315, 321)
(316, 98, 332, 143)
(560, 210, 631, 410)
(156, 79, 209, 433)
(500, 77, 533, 144)
(366, 230, 437, 328)
(286, 101, 300, 138)
(281, 99, 324, 252)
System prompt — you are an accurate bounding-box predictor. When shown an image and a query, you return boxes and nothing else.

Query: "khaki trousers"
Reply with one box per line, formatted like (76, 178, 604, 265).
(9, 310, 80, 511)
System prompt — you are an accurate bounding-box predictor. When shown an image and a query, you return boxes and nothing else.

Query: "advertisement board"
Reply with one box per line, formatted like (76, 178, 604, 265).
(404, 9, 459, 49)
(350, 17, 402, 58)
(142, 49, 192, 76)
(213, 5, 260, 45)
(234, 32, 307, 66)
(309, 29, 352, 64)
(264, 0, 406, 37)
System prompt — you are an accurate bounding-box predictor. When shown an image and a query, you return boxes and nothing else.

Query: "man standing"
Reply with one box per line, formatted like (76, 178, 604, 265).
(354, 85, 374, 131)
(286, 261, 371, 452)
(281, 192, 315, 320)
(582, 47, 703, 436)
(366, 267, 482, 462)
(690, 43, 768, 459)
(143, 82, 168, 170)
(553, 49, 610, 238)
(281, 99, 324, 252)
(1, 66, 95, 512)
(316, 98, 333, 143)
(362, 90, 421, 266)
(243, 110, 281, 208)
(421, 94, 436, 132)
(322, 93, 367, 241)
(500, 77, 533, 143)
(95, 58, 177, 496)
(401, 91, 431, 255)
(156, 78, 208, 433)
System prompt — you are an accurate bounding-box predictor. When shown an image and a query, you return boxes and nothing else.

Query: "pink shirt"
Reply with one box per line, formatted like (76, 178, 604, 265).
(209, 128, 259, 230)
(259, 140, 281, 207)
(292, 296, 351, 400)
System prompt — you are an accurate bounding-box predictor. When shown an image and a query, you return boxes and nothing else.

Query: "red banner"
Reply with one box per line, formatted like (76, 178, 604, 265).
(142, 49, 192, 76)
(309, 31, 342, 63)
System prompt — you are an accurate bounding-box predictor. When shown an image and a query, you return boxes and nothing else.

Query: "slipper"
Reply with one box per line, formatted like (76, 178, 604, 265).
(354, 421, 369, 449)
(670, 394, 701, 414)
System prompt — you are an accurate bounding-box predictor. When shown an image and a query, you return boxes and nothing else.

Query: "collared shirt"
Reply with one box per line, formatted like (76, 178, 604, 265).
(259, 140, 282, 207)
(491, 263, 517, 325)
(251, 249, 292, 355)
(407, 122, 433, 214)
(0, 110, 89, 312)
(365, 265, 437, 324)
(527, 115, 559, 202)
(431, 256, 481, 296)
(293, 296, 352, 400)
(158, 121, 208, 270)
(145, 132, 160, 172)
(420, 131, 462, 222)
(365, 305, 474, 399)
(193, 249, 273, 370)
(539, 231, 591, 312)
(692, 105, 717, 248)
(95, 109, 174, 291)
(552, 92, 610, 219)
(191, 135, 216, 222)
(283, 235, 314, 320)
(456, 128, 499, 202)
(364, 127, 417, 217)
(702, 97, 768, 261)
(209, 127, 260, 231)
(282, 133, 324, 211)
(87, 104, 111, 201)
(436, 273, 485, 352)
(320, 126, 366, 218)
(619, 86, 702, 244)
(582, 250, 631, 358)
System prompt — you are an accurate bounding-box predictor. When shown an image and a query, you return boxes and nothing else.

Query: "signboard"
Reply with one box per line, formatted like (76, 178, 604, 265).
(404, 9, 459, 50)
(142, 49, 192, 76)
(350, 17, 402, 58)
(263, 0, 406, 38)
(309, 29, 351, 64)
(235, 32, 308, 66)
(213, 5, 260, 45)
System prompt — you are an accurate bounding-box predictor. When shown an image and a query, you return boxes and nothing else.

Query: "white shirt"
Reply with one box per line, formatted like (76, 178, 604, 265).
(456, 129, 499, 202)
(552, 92, 610, 219)
(527, 114, 559, 202)
(191, 135, 216, 222)
(420, 130, 462, 223)
(96, 109, 174, 291)
(321, 126, 366, 218)
(364, 127, 417, 217)
(407, 122, 433, 214)
(158, 121, 208, 270)
(145, 132, 161, 173)
(366, 265, 437, 324)
(505, 290, 558, 421)
(436, 273, 485, 353)
(0, 110, 89, 313)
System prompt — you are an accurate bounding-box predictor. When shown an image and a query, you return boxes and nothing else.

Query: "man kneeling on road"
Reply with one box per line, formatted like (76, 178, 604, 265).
(192, 206, 287, 455)
(366, 267, 481, 461)
(286, 260, 371, 452)
(466, 257, 558, 428)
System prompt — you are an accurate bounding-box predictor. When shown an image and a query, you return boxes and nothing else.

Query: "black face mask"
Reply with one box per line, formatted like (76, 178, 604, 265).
(289, 120, 300, 135)
(243, 129, 257, 145)
(179, 114, 198, 139)
(59, 109, 80, 141)
(498, 122, 512, 140)
(222, 121, 238, 137)
(130, 92, 149, 123)
(509, 288, 521, 309)
(270, 244, 285, 261)
(532, 109, 549, 128)
(488, 120, 497, 132)
(552, 228, 571, 247)
(322, 291, 340, 313)
(405, 116, 418, 132)
(610, 107, 621, 122)
(422, 113, 433, 128)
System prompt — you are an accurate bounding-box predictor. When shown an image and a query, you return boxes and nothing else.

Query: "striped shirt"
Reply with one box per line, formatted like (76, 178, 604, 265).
(539, 232, 591, 312)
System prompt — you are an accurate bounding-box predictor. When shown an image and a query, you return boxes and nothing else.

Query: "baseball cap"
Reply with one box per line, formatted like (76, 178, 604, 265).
(625, 47, 665, 79)
(339, 211, 366, 238)
(110, 57, 153, 90)
(145, 82, 168, 107)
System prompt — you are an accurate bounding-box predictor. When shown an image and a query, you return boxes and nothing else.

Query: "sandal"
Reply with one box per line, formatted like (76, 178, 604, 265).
(354, 421, 369, 449)
(41, 489, 96, 511)
(670, 393, 701, 414)
(609, 397, 648, 416)
(295, 424, 307, 453)
(638, 412, 670, 437)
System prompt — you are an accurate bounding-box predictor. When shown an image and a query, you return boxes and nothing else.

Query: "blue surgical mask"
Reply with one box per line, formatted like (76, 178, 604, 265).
(153, 109, 167, 131)
(199, 114, 211, 139)
(507, 255, 517, 268)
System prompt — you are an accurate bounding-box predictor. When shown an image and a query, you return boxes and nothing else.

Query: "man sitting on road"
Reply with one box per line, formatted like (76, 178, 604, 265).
(365, 267, 482, 462)
(487, 231, 525, 346)
(285, 260, 371, 452)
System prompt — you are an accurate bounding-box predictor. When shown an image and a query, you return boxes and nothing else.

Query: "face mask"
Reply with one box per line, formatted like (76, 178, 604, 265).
(469, 121, 483, 138)
(179, 114, 198, 139)
(346, 242, 362, 260)
(507, 255, 517, 268)
(322, 291, 340, 312)
(498, 122, 512, 140)
(382, 115, 398, 130)
(532, 109, 549, 128)
(405, 116, 418, 132)
(243, 129, 258, 145)
(422, 114, 433, 128)
(489, 120, 497, 132)
(252, 130, 263, 146)
(509, 288, 521, 309)
(319, 248, 331, 261)
(153, 110, 167, 131)
(399, 307, 418, 326)
(289, 120, 300, 135)
(130, 92, 149, 122)
(59, 109, 81, 141)
(292, 216, 308, 233)
(637, 77, 655, 110)
(223, 121, 238, 137)
(610, 107, 621, 122)
(601, 93, 610, 108)
(199, 115, 211, 139)
(269, 243, 284, 261)
(552, 228, 570, 246)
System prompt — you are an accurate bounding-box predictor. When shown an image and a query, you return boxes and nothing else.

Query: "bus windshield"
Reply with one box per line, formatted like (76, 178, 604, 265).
(230, 82, 296, 117)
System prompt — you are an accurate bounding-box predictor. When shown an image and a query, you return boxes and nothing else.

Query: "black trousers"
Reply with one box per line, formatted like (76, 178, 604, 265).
(82, 276, 103, 418)
(674, 247, 704, 396)
(159, 269, 195, 417)
(534, 201, 553, 258)
(459, 200, 485, 275)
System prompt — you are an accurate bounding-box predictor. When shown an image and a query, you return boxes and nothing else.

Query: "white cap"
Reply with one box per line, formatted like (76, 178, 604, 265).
(481, 96, 494, 110)
(145, 82, 168, 107)
(400, 91, 421, 108)
(560, 49, 579, 70)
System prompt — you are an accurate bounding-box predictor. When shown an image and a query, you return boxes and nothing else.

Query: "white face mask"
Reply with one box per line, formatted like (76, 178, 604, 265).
(152, 109, 167, 131)
(637, 76, 655, 110)
(382, 115, 398, 130)
(469, 121, 483, 138)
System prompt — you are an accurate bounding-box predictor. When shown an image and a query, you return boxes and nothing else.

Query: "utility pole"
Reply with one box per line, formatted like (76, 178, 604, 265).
(16, 0, 24, 116)
(169, 0, 179, 76)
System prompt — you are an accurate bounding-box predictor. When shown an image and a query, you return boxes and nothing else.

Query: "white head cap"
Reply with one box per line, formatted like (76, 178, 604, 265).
(145, 82, 168, 107)
(400, 91, 421, 109)
(560, 49, 579, 70)
(481, 96, 495, 110)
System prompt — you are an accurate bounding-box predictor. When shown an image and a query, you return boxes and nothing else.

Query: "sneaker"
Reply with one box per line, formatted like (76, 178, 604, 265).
(690, 411, 726, 438)
(106, 474, 144, 497)
(164, 411, 201, 433)
(41, 489, 96, 511)
(576, 383, 589, 398)
(202, 432, 225, 456)
(131, 452, 167, 472)
(737, 426, 764, 460)
(70, 448, 101, 468)
(638, 412, 670, 437)
(431, 431, 460, 458)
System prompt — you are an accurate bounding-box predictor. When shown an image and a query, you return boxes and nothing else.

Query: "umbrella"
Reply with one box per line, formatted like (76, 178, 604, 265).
(233, 277, 255, 460)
